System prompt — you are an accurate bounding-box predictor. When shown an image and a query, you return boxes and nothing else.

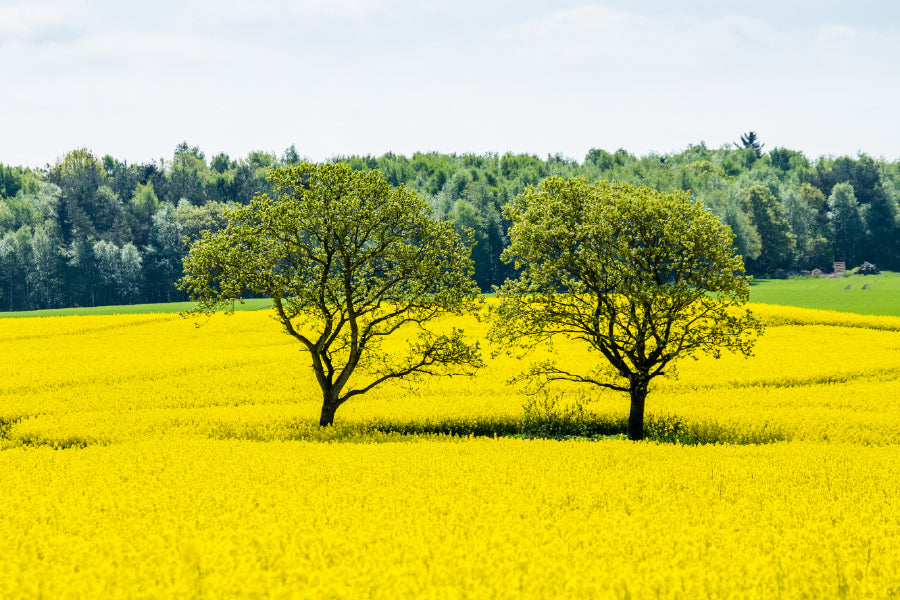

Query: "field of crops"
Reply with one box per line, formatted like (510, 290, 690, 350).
(2, 303, 900, 598)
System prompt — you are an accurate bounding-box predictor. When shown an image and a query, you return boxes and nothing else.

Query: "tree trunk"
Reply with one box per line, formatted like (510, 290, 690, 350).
(627, 379, 649, 441)
(319, 390, 341, 427)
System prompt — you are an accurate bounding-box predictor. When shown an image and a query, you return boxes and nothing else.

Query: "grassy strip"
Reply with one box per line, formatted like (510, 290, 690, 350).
(749, 271, 900, 316)
(3, 271, 897, 318)
(0, 298, 274, 318)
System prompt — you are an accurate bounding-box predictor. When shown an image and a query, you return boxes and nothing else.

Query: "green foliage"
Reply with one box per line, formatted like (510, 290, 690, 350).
(199, 409, 786, 445)
(687, 160, 725, 178)
(178, 163, 484, 426)
(48, 148, 112, 243)
(740, 185, 796, 274)
(172, 199, 229, 242)
(702, 188, 762, 262)
(781, 188, 822, 270)
(735, 131, 765, 158)
(210, 152, 233, 174)
(131, 181, 159, 215)
(0, 164, 39, 199)
(0, 194, 41, 233)
(513, 393, 785, 444)
(4, 141, 900, 314)
(642, 414, 788, 445)
(128, 181, 160, 246)
(768, 147, 809, 172)
(491, 177, 763, 440)
(517, 393, 623, 439)
(828, 182, 865, 265)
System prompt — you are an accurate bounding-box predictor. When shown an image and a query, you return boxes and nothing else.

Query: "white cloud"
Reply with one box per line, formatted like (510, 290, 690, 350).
(813, 23, 900, 67)
(0, 1, 88, 41)
(184, 0, 384, 25)
(493, 6, 788, 74)
(2, 1, 900, 167)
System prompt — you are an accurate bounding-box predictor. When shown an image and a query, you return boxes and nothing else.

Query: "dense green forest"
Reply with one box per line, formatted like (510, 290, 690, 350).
(1, 137, 899, 311)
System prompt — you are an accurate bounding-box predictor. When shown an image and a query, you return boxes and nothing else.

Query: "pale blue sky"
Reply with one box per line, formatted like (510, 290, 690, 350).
(2, 0, 899, 168)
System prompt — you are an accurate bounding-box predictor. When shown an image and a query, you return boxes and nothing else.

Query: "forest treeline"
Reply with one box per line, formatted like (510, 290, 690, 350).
(1, 138, 899, 311)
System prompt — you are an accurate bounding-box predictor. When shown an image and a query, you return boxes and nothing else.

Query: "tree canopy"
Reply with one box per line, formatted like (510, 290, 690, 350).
(2, 140, 900, 312)
(740, 185, 796, 274)
(490, 177, 763, 440)
(178, 162, 483, 426)
(736, 131, 765, 158)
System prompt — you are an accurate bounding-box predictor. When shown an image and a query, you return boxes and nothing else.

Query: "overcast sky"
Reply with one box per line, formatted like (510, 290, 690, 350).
(2, 0, 899, 168)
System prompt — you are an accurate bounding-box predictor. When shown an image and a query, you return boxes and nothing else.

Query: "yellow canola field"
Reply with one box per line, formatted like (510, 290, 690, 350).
(2, 304, 900, 598)
(2, 303, 900, 445)
(1, 439, 899, 599)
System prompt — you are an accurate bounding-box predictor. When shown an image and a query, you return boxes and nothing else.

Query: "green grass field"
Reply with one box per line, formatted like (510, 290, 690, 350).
(1, 272, 898, 318)
(749, 271, 900, 316)
(0, 298, 274, 318)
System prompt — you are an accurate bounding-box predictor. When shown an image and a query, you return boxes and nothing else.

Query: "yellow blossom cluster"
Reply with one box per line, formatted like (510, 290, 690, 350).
(3, 304, 900, 445)
(0, 440, 898, 598)
(1, 303, 899, 597)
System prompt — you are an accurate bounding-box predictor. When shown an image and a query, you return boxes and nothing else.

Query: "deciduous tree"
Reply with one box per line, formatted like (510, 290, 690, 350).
(490, 177, 762, 440)
(740, 185, 795, 274)
(828, 182, 865, 265)
(179, 162, 483, 426)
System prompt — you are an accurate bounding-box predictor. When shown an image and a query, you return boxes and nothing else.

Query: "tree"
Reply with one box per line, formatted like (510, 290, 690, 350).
(129, 181, 160, 246)
(144, 203, 186, 303)
(28, 224, 64, 308)
(281, 145, 301, 165)
(178, 162, 483, 426)
(0, 164, 39, 199)
(739, 185, 796, 274)
(798, 183, 829, 234)
(781, 188, 824, 270)
(861, 184, 900, 268)
(828, 182, 865, 265)
(210, 153, 233, 174)
(490, 177, 762, 441)
(93, 240, 122, 306)
(701, 189, 762, 263)
(0, 226, 32, 311)
(66, 238, 98, 307)
(47, 148, 108, 244)
(119, 243, 143, 304)
(768, 147, 808, 172)
(169, 142, 209, 205)
(0, 194, 41, 233)
(173, 199, 229, 242)
(735, 131, 765, 157)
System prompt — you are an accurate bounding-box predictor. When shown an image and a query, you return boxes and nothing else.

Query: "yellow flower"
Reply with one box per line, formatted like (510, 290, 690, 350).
(0, 304, 898, 597)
